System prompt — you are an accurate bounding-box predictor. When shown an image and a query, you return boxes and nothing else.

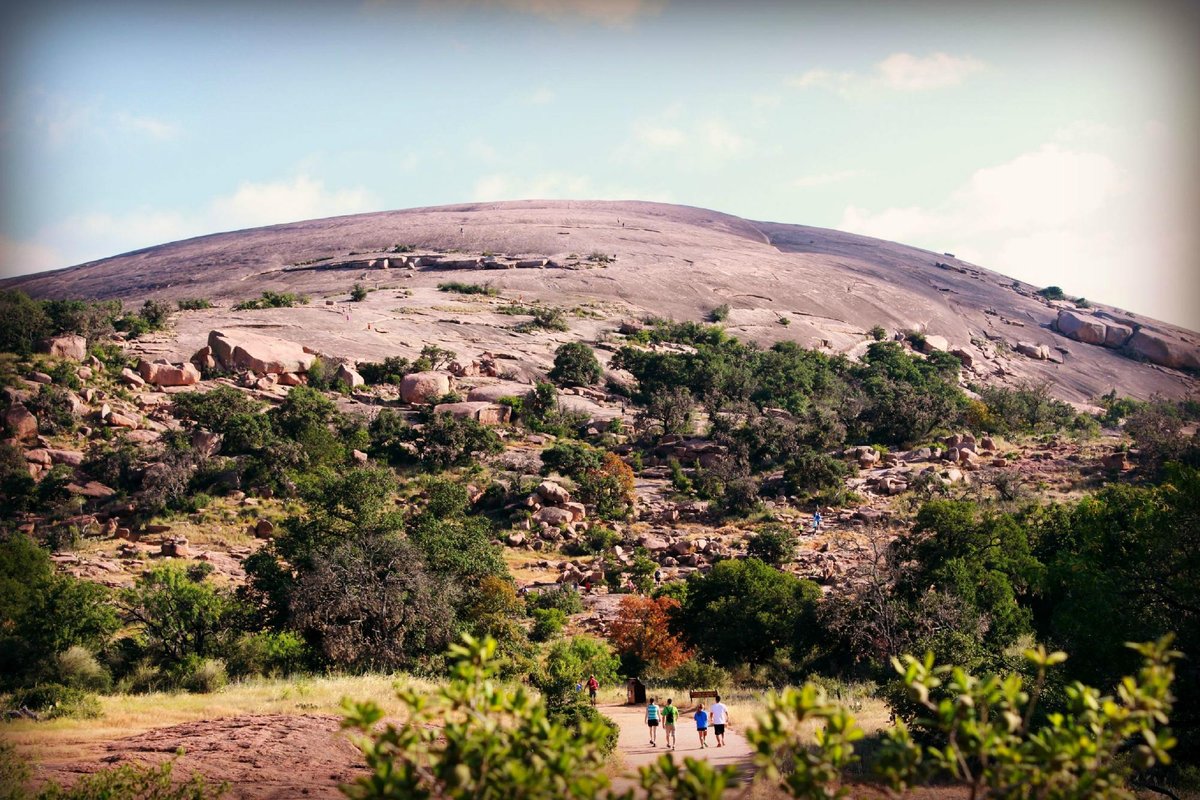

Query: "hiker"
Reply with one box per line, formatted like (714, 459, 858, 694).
(710, 695, 729, 747)
(812, 510, 822, 531)
(662, 698, 679, 750)
(646, 697, 661, 746)
(693, 703, 709, 748)
(586, 674, 599, 706)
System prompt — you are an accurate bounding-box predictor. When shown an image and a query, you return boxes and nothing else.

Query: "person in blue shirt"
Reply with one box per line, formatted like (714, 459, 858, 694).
(693, 703, 709, 748)
(645, 698, 660, 747)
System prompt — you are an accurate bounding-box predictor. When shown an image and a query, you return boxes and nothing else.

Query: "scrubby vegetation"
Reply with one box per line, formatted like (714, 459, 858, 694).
(232, 291, 309, 311)
(438, 281, 498, 296)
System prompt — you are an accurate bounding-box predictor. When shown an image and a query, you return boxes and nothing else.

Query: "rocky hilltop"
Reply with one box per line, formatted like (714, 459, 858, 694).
(4, 199, 1196, 403)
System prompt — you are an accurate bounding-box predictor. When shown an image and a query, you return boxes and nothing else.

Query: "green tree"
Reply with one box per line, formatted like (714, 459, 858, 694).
(549, 342, 602, 387)
(746, 525, 797, 566)
(679, 558, 822, 668)
(122, 563, 240, 667)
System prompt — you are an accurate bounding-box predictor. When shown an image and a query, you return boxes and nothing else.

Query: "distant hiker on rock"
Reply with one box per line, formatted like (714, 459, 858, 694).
(646, 697, 661, 746)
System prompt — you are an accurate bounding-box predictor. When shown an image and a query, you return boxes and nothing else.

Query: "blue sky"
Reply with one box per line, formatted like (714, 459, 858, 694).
(2, 0, 1197, 328)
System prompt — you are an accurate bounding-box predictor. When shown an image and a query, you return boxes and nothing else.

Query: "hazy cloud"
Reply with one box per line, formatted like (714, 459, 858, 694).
(114, 112, 180, 140)
(793, 169, 865, 188)
(790, 52, 985, 95)
(0, 175, 377, 275)
(471, 171, 671, 202)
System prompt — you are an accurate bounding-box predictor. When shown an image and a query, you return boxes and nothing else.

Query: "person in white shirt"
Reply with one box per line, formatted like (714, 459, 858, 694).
(709, 696, 729, 747)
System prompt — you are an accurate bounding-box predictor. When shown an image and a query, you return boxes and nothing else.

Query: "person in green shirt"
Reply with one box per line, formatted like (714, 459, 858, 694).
(662, 698, 679, 750)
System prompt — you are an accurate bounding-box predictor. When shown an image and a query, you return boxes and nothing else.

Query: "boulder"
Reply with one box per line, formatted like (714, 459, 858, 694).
(639, 534, 670, 552)
(68, 481, 116, 499)
(533, 506, 574, 526)
(921, 335, 949, 353)
(46, 449, 84, 467)
(1128, 329, 1200, 370)
(1102, 451, 1132, 471)
(253, 519, 275, 538)
(1103, 322, 1133, 348)
(24, 449, 52, 466)
(1016, 341, 1050, 360)
(107, 411, 139, 429)
(191, 345, 216, 372)
(77, 367, 93, 381)
(192, 430, 223, 457)
(466, 382, 532, 402)
(334, 363, 365, 389)
(30, 371, 53, 384)
(352, 449, 369, 464)
(278, 372, 306, 386)
(562, 501, 587, 522)
(120, 367, 146, 387)
(400, 371, 452, 404)
(980, 436, 996, 451)
(536, 480, 572, 506)
(39, 335, 87, 361)
(433, 401, 510, 425)
(137, 359, 200, 387)
(208, 329, 316, 375)
(505, 532, 527, 547)
(949, 347, 974, 368)
(1055, 310, 1107, 346)
(5, 404, 38, 441)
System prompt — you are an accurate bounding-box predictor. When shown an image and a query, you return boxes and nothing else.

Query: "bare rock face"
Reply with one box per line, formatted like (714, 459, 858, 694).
(1128, 329, 1200, 370)
(401, 371, 452, 404)
(39, 335, 87, 361)
(433, 400, 510, 425)
(334, 363, 364, 389)
(1055, 310, 1107, 346)
(5, 404, 38, 441)
(208, 329, 316, 375)
(137, 359, 200, 387)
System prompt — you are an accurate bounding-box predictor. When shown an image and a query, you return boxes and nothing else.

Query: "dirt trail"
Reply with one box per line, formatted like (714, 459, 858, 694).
(604, 702, 755, 794)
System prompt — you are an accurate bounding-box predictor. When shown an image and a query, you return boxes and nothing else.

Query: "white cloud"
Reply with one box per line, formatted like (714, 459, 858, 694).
(876, 52, 985, 91)
(114, 112, 180, 140)
(617, 110, 753, 165)
(790, 52, 985, 95)
(793, 169, 865, 188)
(525, 87, 557, 105)
(1, 175, 378, 275)
(633, 123, 686, 149)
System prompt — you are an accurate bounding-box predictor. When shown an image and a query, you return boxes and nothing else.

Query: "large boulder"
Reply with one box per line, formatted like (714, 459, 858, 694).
(401, 371, 452, 404)
(1128, 329, 1200, 370)
(208, 329, 316, 375)
(1055, 310, 1106, 346)
(533, 507, 574, 527)
(535, 480, 572, 506)
(433, 400, 510, 425)
(39, 335, 87, 361)
(920, 334, 949, 353)
(1103, 321, 1134, 348)
(137, 359, 200, 387)
(334, 363, 364, 389)
(5, 404, 38, 441)
(1016, 341, 1050, 360)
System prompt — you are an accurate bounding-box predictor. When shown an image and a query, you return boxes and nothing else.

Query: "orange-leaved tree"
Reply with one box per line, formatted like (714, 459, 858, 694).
(607, 595, 690, 674)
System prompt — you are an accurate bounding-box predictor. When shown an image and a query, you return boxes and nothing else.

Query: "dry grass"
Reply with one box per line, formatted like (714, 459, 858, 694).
(5, 672, 436, 765)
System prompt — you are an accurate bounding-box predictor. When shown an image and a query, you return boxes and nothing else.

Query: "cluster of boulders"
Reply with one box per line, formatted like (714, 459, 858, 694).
(649, 436, 727, 468)
(635, 530, 732, 570)
(509, 480, 588, 543)
(1056, 309, 1200, 370)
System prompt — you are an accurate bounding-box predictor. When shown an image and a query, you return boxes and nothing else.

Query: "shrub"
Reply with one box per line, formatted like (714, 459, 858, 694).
(710, 304, 731, 322)
(582, 525, 619, 554)
(665, 658, 730, 690)
(25, 385, 78, 435)
(233, 291, 308, 311)
(54, 646, 111, 692)
(530, 607, 566, 641)
(527, 585, 585, 616)
(5, 683, 101, 719)
(226, 631, 309, 678)
(20, 751, 228, 798)
(342, 635, 617, 800)
(137, 299, 173, 329)
(869, 324, 887, 341)
(0, 290, 52, 356)
(639, 386, 695, 436)
(746, 524, 797, 566)
(180, 657, 228, 694)
(122, 563, 241, 668)
(514, 307, 569, 333)
(418, 413, 503, 471)
(1036, 285, 1066, 300)
(350, 283, 369, 302)
(540, 440, 603, 478)
(176, 298, 213, 310)
(438, 281, 498, 296)
(549, 342, 602, 387)
(358, 356, 411, 385)
(783, 450, 850, 496)
(574, 452, 637, 520)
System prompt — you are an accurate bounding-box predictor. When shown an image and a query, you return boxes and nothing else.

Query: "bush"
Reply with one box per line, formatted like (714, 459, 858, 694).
(417, 413, 503, 471)
(438, 281, 498, 296)
(226, 631, 309, 678)
(0, 290, 52, 356)
(548, 342, 602, 387)
(665, 658, 730, 690)
(358, 356, 411, 385)
(869, 324, 887, 341)
(5, 683, 100, 719)
(233, 291, 308, 311)
(710, 304, 731, 322)
(122, 563, 241, 668)
(540, 440, 603, 478)
(514, 307, 569, 333)
(527, 585, 585, 616)
(639, 386, 694, 436)
(746, 524, 797, 566)
(530, 607, 566, 641)
(21, 751, 228, 798)
(54, 646, 111, 692)
(350, 283, 369, 302)
(180, 657, 228, 694)
(574, 452, 637, 520)
(1036, 285, 1066, 300)
(176, 298, 213, 311)
(783, 450, 850, 496)
(25, 385, 78, 435)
